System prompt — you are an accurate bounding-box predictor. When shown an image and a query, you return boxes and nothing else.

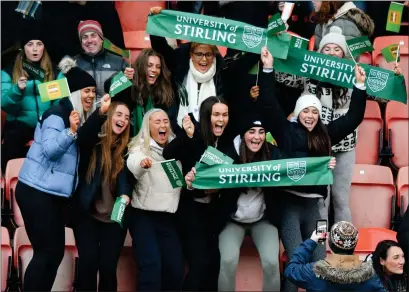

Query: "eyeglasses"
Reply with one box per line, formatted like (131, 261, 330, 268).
(193, 52, 214, 60)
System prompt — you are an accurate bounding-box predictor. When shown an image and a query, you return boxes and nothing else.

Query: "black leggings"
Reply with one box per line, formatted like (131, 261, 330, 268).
(15, 181, 66, 291)
(72, 211, 127, 291)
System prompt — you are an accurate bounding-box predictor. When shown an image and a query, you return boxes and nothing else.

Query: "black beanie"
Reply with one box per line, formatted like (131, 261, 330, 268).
(21, 21, 44, 47)
(58, 57, 96, 92)
(239, 113, 266, 137)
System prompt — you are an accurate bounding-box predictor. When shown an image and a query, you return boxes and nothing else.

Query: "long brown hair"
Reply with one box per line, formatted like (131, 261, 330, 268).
(86, 102, 131, 191)
(311, 1, 347, 24)
(305, 120, 332, 156)
(12, 47, 54, 83)
(239, 137, 271, 164)
(131, 49, 174, 108)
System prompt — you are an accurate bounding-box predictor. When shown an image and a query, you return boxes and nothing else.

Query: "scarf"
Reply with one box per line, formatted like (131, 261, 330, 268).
(177, 59, 216, 127)
(133, 96, 153, 136)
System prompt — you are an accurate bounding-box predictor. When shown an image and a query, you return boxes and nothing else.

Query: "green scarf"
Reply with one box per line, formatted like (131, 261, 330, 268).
(132, 96, 154, 136)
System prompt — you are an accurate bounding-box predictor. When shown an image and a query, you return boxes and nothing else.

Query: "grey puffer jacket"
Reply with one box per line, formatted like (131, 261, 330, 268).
(314, 2, 375, 51)
(74, 49, 127, 102)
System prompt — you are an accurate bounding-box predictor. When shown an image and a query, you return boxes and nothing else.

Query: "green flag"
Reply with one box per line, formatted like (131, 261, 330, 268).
(267, 13, 286, 36)
(109, 71, 132, 97)
(274, 48, 407, 104)
(103, 38, 130, 59)
(346, 36, 374, 57)
(38, 78, 70, 102)
(110, 197, 127, 227)
(381, 44, 400, 63)
(161, 159, 186, 189)
(22, 60, 45, 82)
(266, 132, 277, 146)
(192, 156, 333, 189)
(386, 2, 404, 32)
(289, 35, 309, 50)
(146, 9, 291, 59)
(200, 146, 234, 165)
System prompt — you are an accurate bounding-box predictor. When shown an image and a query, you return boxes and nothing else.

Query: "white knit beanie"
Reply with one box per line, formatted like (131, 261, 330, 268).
(294, 94, 322, 119)
(318, 26, 348, 55)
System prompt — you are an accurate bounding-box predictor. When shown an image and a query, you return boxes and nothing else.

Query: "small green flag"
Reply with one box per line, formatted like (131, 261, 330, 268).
(200, 146, 234, 165)
(161, 159, 186, 189)
(248, 62, 259, 75)
(103, 38, 130, 58)
(38, 78, 70, 102)
(110, 197, 127, 227)
(266, 132, 277, 146)
(381, 44, 400, 63)
(267, 13, 286, 36)
(386, 2, 404, 33)
(22, 60, 45, 82)
(289, 35, 309, 50)
(346, 36, 374, 57)
(109, 71, 132, 97)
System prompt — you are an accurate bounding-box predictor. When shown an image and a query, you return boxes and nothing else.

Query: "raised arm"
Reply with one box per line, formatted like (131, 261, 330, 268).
(327, 65, 367, 145)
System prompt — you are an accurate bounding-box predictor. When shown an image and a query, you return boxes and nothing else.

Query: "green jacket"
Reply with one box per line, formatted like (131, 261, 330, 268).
(1, 68, 64, 128)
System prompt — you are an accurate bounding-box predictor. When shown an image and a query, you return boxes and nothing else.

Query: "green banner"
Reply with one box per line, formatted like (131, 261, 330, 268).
(146, 10, 291, 59)
(381, 44, 400, 63)
(192, 156, 333, 189)
(274, 48, 407, 104)
(386, 2, 404, 33)
(161, 159, 186, 188)
(110, 197, 127, 227)
(200, 146, 234, 165)
(267, 13, 286, 36)
(38, 78, 70, 102)
(103, 38, 130, 59)
(346, 36, 374, 57)
(109, 71, 132, 97)
(290, 35, 309, 50)
(22, 60, 45, 82)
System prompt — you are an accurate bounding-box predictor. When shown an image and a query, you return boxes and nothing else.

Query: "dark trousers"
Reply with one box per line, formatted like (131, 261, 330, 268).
(1, 121, 34, 171)
(72, 211, 127, 291)
(15, 181, 66, 291)
(128, 208, 184, 291)
(177, 199, 220, 291)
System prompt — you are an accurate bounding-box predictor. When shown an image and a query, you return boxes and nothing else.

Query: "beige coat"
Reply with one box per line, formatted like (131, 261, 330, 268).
(127, 140, 182, 213)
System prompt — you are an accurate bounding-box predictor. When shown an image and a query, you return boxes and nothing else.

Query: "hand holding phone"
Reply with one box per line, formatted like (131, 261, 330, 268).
(316, 220, 328, 244)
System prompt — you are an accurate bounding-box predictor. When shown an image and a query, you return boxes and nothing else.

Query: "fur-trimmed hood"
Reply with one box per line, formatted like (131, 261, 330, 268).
(313, 254, 375, 284)
(333, 2, 375, 37)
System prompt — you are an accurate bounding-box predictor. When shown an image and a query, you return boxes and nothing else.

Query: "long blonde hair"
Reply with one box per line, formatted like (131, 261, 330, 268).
(12, 48, 54, 83)
(128, 108, 175, 155)
(86, 102, 131, 191)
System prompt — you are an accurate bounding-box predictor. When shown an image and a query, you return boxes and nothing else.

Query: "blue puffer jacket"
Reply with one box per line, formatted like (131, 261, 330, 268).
(284, 239, 386, 291)
(18, 97, 80, 198)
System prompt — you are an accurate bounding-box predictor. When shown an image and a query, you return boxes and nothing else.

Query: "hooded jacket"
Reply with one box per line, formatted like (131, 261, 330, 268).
(314, 2, 375, 51)
(284, 239, 386, 291)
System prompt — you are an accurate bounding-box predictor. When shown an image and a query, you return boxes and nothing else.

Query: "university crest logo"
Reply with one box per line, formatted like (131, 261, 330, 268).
(367, 69, 388, 93)
(287, 161, 306, 182)
(242, 26, 263, 49)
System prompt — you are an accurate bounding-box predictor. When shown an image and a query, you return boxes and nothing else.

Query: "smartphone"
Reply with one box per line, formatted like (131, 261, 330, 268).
(316, 220, 328, 243)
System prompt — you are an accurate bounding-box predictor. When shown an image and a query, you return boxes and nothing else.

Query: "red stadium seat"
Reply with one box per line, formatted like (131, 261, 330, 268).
(1, 170, 4, 211)
(397, 166, 408, 214)
(1, 227, 12, 292)
(373, 36, 408, 90)
(117, 231, 137, 291)
(354, 228, 397, 260)
(355, 101, 383, 165)
(13, 227, 78, 291)
(359, 52, 372, 65)
(1, 111, 6, 137)
(5, 158, 25, 226)
(236, 236, 263, 291)
(350, 164, 396, 229)
(385, 101, 409, 169)
(308, 36, 315, 51)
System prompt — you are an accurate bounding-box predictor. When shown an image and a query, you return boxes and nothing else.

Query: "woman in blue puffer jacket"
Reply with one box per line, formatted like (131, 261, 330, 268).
(15, 57, 111, 292)
(1, 24, 65, 171)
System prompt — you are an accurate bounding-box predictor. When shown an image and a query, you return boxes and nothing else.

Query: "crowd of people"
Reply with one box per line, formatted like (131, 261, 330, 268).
(1, 1, 408, 292)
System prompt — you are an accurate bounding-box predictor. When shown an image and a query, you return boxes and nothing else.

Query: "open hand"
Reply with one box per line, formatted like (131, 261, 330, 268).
(140, 157, 153, 169)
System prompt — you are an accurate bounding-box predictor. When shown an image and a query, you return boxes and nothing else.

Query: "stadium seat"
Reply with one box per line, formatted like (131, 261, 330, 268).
(385, 101, 409, 169)
(354, 228, 397, 260)
(359, 52, 372, 65)
(308, 36, 315, 51)
(236, 236, 263, 291)
(355, 101, 383, 165)
(373, 36, 408, 90)
(350, 164, 396, 229)
(13, 227, 78, 291)
(1, 227, 12, 292)
(1, 170, 4, 211)
(5, 158, 25, 226)
(123, 31, 152, 63)
(397, 166, 408, 214)
(117, 231, 137, 291)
